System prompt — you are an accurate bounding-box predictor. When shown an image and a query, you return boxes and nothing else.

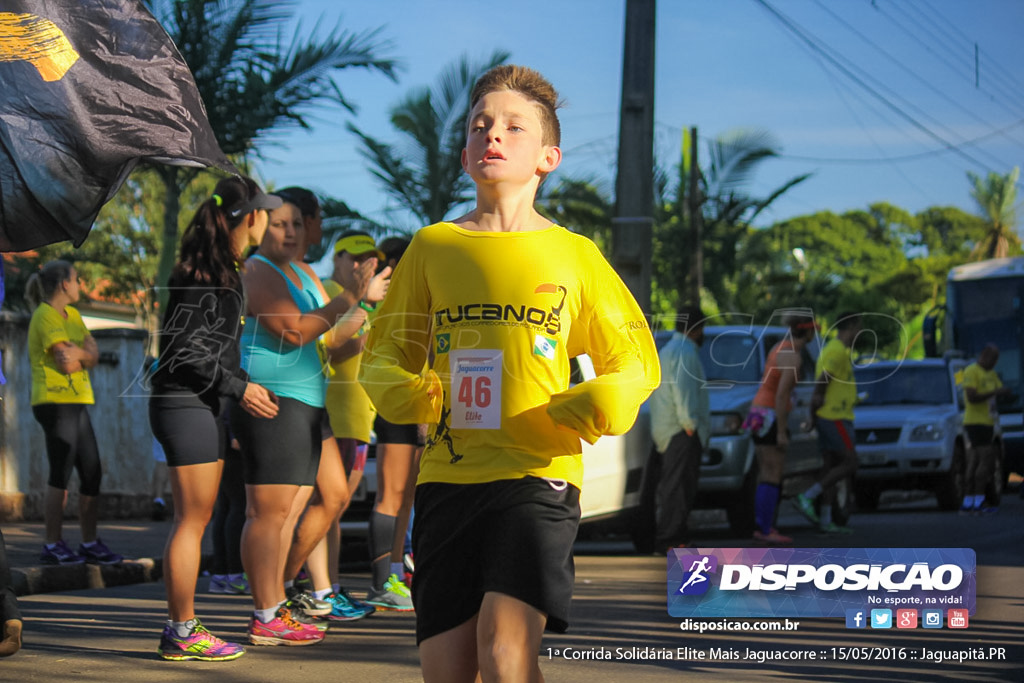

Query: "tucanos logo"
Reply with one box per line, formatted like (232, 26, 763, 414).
(667, 548, 975, 618)
(433, 283, 566, 336)
(676, 555, 718, 596)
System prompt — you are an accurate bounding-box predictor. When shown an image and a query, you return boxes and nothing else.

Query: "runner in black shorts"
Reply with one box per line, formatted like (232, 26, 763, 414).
(149, 176, 281, 661)
(359, 66, 660, 682)
(412, 477, 579, 643)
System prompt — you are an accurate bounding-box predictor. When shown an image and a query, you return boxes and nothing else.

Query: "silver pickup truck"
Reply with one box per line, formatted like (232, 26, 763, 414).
(851, 357, 1005, 510)
(596, 325, 854, 550)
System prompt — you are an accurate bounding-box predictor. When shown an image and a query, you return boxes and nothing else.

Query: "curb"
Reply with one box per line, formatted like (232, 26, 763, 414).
(11, 557, 163, 597)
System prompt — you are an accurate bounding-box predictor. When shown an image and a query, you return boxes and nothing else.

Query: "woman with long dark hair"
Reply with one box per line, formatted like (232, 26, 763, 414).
(150, 175, 281, 661)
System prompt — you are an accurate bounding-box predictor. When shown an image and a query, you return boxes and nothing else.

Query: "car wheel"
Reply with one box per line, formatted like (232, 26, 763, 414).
(725, 463, 758, 537)
(934, 442, 965, 511)
(629, 449, 660, 554)
(854, 484, 881, 511)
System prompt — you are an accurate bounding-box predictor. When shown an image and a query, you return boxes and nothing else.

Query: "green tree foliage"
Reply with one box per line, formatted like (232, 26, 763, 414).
(733, 203, 991, 356)
(967, 166, 1022, 260)
(347, 51, 509, 230)
(538, 176, 615, 252)
(145, 0, 396, 305)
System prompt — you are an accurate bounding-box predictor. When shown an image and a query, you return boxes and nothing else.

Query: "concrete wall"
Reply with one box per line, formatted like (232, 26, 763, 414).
(0, 312, 156, 520)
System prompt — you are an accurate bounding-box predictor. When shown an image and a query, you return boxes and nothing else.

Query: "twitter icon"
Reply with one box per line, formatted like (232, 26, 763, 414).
(871, 609, 892, 629)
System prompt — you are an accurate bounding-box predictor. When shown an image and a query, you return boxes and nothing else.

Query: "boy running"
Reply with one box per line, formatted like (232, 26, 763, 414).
(359, 65, 659, 682)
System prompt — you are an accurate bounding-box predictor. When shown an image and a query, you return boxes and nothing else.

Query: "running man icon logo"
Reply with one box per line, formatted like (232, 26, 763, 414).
(0, 13, 79, 81)
(676, 555, 718, 596)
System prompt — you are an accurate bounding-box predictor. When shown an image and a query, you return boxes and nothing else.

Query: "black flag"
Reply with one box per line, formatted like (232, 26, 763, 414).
(0, 0, 236, 251)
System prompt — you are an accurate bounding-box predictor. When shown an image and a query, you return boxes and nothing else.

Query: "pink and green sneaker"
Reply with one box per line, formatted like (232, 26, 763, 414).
(158, 619, 245, 661)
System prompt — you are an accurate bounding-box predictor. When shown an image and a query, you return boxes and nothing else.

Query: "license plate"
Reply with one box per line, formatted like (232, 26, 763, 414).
(861, 451, 886, 466)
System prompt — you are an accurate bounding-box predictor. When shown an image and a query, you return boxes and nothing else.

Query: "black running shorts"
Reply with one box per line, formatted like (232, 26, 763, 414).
(411, 476, 581, 644)
(149, 392, 226, 468)
(374, 414, 424, 446)
(231, 396, 323, 486)
(965, 424, 995, 447)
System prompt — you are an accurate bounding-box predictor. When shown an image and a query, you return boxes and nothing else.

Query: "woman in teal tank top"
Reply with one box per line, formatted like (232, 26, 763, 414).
(232, 199, 374, 641)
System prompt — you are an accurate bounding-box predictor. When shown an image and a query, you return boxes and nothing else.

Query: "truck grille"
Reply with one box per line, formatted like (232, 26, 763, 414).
(855, 428, 901, 445)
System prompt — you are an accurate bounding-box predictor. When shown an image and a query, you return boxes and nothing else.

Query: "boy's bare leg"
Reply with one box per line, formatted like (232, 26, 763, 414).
(477, 592, 546, 683)
(420, 615, 480, 683)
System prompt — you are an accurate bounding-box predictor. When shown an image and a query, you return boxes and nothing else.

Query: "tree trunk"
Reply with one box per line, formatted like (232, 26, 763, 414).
(155, 166, 182, 314)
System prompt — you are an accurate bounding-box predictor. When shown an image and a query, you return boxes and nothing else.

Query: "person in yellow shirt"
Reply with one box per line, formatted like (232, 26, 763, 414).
(793, 312, 862, 534)
(961, 344, 1009, 514)
(359, 64, 659, 683)
(27, 261, 122, 566)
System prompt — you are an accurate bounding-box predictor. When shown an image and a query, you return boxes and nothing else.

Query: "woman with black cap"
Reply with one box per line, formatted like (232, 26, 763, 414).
(151, 175, 282, 661)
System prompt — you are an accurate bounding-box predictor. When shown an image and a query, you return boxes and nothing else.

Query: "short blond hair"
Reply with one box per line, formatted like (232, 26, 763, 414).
(469, 65, 562, 146)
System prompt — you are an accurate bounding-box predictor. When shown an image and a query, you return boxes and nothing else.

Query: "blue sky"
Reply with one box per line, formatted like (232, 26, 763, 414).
(253, 0, 1024, 234)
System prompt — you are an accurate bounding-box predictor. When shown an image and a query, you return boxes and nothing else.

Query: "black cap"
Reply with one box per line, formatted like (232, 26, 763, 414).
(227, 189, 282, 219)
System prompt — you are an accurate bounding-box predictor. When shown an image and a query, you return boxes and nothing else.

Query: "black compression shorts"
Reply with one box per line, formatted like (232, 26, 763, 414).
(231, 396, 323, 486)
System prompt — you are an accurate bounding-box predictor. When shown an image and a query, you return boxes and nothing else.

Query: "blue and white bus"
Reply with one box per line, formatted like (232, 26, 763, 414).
(926, 256, 1024, 479)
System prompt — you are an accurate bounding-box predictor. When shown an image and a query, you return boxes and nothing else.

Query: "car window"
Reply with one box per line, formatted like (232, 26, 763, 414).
(700, 331, 762, 383)
(854, 365, 953, 405)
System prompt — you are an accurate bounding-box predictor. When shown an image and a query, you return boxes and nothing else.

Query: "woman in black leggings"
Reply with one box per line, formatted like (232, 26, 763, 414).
(27, 260, 121, 567)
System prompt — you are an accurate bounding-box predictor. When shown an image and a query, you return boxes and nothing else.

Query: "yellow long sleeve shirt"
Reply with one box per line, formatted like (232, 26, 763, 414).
(358, 222, 659, 489)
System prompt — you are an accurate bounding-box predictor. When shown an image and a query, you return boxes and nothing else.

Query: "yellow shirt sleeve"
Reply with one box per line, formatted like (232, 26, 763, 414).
(547, 239, 660, 443)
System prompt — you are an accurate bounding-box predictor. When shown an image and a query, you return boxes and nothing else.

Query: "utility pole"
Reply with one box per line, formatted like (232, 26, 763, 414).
(686, 126, 703, 304)
(612, 0, 656, 314)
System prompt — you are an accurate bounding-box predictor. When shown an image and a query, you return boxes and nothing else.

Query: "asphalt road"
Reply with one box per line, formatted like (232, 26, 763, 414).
(4, 489, 1023, 682)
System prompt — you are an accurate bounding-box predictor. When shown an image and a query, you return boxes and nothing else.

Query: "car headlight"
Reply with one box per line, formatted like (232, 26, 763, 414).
(909, 424, 945, 442)
(710, 412, 743, 436)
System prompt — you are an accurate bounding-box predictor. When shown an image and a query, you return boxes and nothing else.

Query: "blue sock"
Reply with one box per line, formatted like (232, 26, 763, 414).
(755, 483, 779, 534)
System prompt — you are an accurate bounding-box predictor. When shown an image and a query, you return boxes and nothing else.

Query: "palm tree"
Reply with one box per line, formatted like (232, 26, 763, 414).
(347, 50, 510, 229)
(694, 129, 811, 309)
(145, 0, 396, 302)
(967, 166, 1021, 260)
(537, 176, 615, 251)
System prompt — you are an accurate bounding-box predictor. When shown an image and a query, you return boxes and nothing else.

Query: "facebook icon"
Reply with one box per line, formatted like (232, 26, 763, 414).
(845, 609, 866, 629)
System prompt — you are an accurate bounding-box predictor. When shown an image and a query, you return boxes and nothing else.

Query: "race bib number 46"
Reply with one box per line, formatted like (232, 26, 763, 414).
(450, 349, 503, 429)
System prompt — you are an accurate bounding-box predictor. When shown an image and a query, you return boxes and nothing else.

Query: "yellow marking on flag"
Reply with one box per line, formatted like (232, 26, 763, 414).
(0, 13, 79, 82)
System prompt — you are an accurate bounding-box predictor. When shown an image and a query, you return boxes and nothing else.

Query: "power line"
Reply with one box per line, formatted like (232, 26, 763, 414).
(879, 0, 1024, 123)
(816, 0, 1024, 167)
(752, 0, 1009, 178)
(777, 117, 1024, 164)
(909, 0, 1024, 95)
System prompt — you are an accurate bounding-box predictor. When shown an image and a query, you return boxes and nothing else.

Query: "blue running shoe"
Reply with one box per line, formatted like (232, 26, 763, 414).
(158, 620, 245, 661)
(324, 589, 376, 621)
(40, 540, 83, 565)
(78, 537, 123, 565)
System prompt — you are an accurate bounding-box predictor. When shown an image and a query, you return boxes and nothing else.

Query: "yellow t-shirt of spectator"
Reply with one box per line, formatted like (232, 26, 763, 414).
(28, 303, 94, 405)
(962, 362, 1002, 426)
(815, 337, 856, 421)
(322, 279, 376, 443)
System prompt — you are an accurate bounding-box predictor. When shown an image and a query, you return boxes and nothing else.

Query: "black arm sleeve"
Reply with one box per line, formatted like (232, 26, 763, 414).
(152, 279, 248, 402)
